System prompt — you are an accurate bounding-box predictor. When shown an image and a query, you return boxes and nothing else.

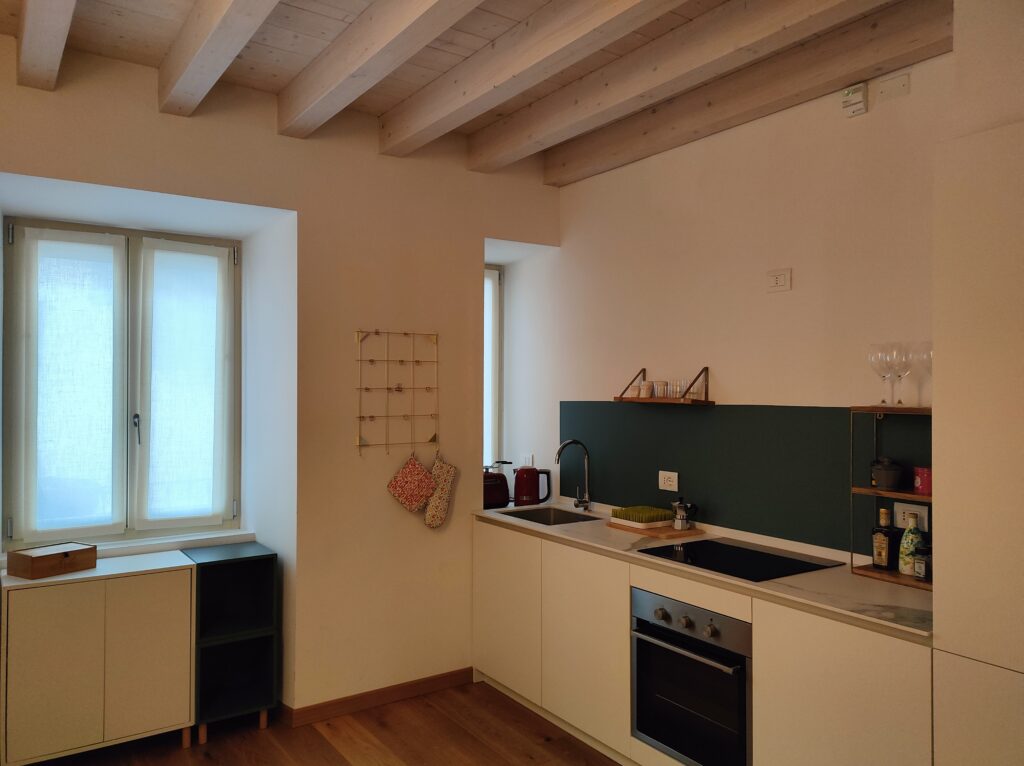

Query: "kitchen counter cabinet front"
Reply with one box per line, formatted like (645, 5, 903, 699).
(472, 521, 543, 705)
(541, 540, 630, 755)
(752, 599, 931, 766)
(933, 650, 1024, 764)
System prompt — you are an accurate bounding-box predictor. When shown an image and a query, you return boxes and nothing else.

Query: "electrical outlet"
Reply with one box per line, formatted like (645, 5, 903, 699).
(893, 502, 929, 533)
(522, 454, 534, 467)
(767, 268, 792, 293)
(658, 471, 678, 492)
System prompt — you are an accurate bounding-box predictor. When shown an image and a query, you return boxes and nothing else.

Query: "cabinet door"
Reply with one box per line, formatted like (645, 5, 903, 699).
(753, 599, 931, 766)
(933, 121, 1024, 672)
(542, 541, 630, 755)
(104, 569, 192, 740)
(5, 581, 106, 763)
(472, 521, 542, 704)
(934, 650, 1024, 764)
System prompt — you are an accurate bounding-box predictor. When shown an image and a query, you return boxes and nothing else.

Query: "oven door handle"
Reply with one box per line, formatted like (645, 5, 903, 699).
(631, 630, 742, 676)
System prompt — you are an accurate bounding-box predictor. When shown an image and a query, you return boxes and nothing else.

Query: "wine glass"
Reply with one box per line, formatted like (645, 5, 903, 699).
(868, 344, 894, 404)
(889, 343, 912, 405)
(908, 341, 933, 404)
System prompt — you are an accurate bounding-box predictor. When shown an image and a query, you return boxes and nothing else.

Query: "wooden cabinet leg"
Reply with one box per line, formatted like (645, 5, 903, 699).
(259, 709, 268, 729)
(181, 727, 192, 749)
(198, 723, 208, 745)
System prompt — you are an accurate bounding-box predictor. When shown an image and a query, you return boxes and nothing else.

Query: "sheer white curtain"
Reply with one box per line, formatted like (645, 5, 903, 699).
(483, 267, 502, 467)
(3, 227, 128, 541)
(132, 238, 235, 528)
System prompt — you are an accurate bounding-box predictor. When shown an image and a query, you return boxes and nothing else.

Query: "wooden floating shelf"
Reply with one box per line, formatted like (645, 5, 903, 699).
(852, 564, 932, 592)
(850, 405, 932, 415)
(613, 396, 715, 406)
(852, 486, 932, 503)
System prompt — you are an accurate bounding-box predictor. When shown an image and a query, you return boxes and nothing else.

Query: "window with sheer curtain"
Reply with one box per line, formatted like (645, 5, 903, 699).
(2, 219, 240, 546)
(483, 267, 502, 467)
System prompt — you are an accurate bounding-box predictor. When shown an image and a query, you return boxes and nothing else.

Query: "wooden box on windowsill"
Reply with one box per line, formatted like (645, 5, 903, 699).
(6, 542, 97, 580)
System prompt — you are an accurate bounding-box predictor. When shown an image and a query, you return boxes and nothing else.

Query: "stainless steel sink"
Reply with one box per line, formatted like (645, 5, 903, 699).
(499, 506, 600, 525)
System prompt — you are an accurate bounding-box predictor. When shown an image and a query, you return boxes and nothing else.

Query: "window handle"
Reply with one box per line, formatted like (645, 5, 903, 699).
(132, 413, 141, 445)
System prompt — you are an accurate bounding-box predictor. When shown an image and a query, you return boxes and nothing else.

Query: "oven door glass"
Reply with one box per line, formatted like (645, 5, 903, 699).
(633, 622, 748, 766)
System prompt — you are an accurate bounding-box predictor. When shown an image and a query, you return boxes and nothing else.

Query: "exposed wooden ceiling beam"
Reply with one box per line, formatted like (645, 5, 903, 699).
(159, 0, 280, 116)
(379, 0, 693, 157)
(544, 0, 952, 187)
(469, 0, 899, 172)
(16, 0, 76, 91)
(278, 0, 482, 139)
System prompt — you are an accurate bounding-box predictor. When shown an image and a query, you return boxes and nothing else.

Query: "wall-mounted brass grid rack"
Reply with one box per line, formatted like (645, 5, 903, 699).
(356, 330, 439, 455)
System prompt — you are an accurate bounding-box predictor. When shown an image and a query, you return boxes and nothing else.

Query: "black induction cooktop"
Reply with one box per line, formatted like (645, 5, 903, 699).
(638, 538, 843, 582)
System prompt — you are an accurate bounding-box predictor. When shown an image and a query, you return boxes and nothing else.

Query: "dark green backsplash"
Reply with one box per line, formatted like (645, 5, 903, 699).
(559, 402, 931, 553)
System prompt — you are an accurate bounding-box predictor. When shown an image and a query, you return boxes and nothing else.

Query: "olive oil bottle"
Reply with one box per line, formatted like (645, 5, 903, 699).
(899, 512, 925, 576)
(872, 507, 901, 570)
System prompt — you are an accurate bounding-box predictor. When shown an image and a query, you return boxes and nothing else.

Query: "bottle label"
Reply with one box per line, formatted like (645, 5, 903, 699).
(914, 558, 927, 578)
(879, 508, 892, 526)
(873, 533, 889, 566)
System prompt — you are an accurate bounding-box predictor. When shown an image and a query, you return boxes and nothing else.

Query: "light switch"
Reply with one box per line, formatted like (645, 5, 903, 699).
(767, 268, 792, 293)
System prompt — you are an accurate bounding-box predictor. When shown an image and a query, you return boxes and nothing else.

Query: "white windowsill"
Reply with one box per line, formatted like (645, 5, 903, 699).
(0, 529, 257, 569)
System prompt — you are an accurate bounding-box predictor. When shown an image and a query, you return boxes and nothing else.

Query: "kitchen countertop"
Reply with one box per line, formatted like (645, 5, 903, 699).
(475, 502, 933, 642)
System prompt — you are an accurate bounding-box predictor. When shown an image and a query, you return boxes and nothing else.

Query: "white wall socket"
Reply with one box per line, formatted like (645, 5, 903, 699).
(893, 501, 929, 533)
(658, 471, 679, 492)
(522, 454, 534, 467)
(767, 268, 792, 293)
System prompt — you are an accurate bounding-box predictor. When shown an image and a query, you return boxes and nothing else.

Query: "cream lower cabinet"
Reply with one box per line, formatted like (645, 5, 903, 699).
(541, 540, 630, 755)
(472, 521, 543, 705)
(2, 556, 194, 766)
(5, 581, 107, 763)
(933, 650, 1024, 764)
(752, 599, 931, 766)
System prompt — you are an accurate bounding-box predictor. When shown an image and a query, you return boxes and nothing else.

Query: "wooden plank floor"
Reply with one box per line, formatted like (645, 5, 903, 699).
(43, 682, 619, 765)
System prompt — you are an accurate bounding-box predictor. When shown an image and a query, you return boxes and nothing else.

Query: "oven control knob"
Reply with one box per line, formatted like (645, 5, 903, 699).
(703, 622, 719, 639)
(653, 607, 671, 622)
(678, 615, 694, 629)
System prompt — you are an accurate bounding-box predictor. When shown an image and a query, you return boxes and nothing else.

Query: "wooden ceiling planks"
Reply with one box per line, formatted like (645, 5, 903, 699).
(1, 0, 954, 182)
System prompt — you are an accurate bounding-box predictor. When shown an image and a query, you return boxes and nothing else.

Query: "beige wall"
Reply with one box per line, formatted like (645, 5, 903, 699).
(504, 55, 950, 484)
(0, 39, 559, 708)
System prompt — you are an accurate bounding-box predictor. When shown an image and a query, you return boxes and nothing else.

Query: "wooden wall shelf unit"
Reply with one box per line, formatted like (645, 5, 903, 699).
(851, 486, 933, 503)
(613, 367, 715, 406)
(850, 405, 932, 416)
(849, 406, 933, 592)
(182, 543, 279, 745)
(851, 564, 933, 592)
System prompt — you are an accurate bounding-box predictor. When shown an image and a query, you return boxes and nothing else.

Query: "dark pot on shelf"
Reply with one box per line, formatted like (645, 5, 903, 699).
(871, 457, 902, 490)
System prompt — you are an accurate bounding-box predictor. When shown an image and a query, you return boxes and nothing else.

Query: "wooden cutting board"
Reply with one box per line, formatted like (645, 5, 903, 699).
(606, 521, 705, 539)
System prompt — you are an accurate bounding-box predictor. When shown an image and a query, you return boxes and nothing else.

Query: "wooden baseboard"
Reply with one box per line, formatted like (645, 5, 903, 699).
(280, 667, 474, 727)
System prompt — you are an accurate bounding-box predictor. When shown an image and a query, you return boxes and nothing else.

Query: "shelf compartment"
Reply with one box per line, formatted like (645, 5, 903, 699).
(851, 486, 932, 503)
(851, 564, 932, 592)
(849, 406, 932, 416)
(195, 557, 276, 642)
(197, 635, 276, 724)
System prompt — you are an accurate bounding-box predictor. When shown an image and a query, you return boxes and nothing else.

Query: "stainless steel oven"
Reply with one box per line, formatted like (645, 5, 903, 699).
(631, 588, 752, 766)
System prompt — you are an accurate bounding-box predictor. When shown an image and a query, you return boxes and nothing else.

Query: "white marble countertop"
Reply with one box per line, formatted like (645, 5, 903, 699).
(475, 501, 932, 642)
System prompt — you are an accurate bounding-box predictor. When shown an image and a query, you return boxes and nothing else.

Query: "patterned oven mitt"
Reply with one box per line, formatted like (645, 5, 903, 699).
(387, 456, 437, 513)
(424, 455, 457, 529)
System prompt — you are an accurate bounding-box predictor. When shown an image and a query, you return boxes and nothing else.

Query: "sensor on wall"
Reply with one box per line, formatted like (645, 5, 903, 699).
(841, 82, 867, 117)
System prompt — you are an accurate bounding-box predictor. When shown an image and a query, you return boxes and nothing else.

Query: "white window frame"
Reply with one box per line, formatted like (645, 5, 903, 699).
(2, 217, 242, 548)
(483, 265, 503, 467)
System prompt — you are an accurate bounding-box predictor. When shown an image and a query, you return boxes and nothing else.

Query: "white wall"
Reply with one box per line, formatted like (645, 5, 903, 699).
(504, 55, 950, 492)
(241, 212, 298, 703)
(0, 40, 559, 709)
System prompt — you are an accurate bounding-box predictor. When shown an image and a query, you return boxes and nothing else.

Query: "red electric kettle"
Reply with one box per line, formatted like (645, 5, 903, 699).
(513, 466, 552, 506)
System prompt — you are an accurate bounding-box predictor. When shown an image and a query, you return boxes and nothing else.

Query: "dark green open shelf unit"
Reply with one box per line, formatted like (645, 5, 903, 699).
(183, 542, 280, 725)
